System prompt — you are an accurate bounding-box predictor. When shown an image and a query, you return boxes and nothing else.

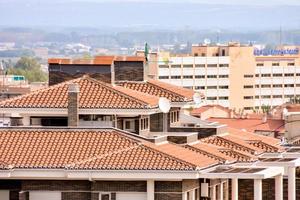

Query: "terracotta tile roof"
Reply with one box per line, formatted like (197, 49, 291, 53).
(117, 79, 196, 102)
(48, 56, 144, 65)
(0, 76, 159, 109)
(200, 128, 282, 157)
(0, 128, 195, 171)
(207, 117, 284, 133)
(191, 105, 231, 115)
(147, 143, 219, 169)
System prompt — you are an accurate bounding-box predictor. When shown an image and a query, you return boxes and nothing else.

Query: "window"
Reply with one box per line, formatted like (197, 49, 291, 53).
(207, 75, 217, 78)
(244, 74, 254, 78)
(195, 75, 205, 79)
(219, 85, 229, 89)
(273, 73, 283, 77)
(296, 73, 300, 76)
(159, 76, 169, 79)
(272, 63, 280, 66)
(255, 85, 260, 88)
(273, 84, 282, 88)
(284, 73, 294, 77)
(244, 96, 253, 99)
(255, 74, 259, 77)
(244, 107, 253, 110)
(261, 74, 271, 77)
(255, 95, 259, 99)
(219, 96, 228, 100)
(183, 75, 193, 79)
(219, 75, 229, 78)
(284, 84, 294, 87)
(261, 85, 271, 88)
(296, 84, 300, 87)
(170, 110, 179, 124)
(285, 95, 294, 98)
(207, 86, 217, 89)
(195, 86, 205, 90)
(171, 65, 181, 68)
(219, 64, 229, 67)
(261, 95, 271, 99)
(100, 193, 110, 200)
(256, 63, 264, 66)
(183, 64, 193, 68)
(207, 64, 217, 67)
(201, 53, 206, 57)
(183, 86, 193, 89)
(124, 120, 135, 132)
(207, 97, 217, 100)
(273, 95, 282, 98)
(140, 117, 149, 131)
(288, 63, 295, 66)
(194, 53, 198, 56)
(195, 64, 205, 68)
(49, 65, 61, 72)
(244, 85, 253, 88)
(171, 76, 181, 79)
(195, 188, 199, 200)
(159, 65, 169, 68)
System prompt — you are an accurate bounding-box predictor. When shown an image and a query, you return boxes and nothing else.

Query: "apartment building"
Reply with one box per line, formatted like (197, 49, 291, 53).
(155, 43, 300, 111)
(1, 74, 300, 200)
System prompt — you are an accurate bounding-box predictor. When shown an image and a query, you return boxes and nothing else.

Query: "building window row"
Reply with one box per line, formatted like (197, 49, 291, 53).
(159, 64, 229, 68)
(255, 84, 300, 88)
(158, 75, 229, 79)
(206, 96, 228, 100)
(256, 63, 295, 67)
(256, 73, 300, 77)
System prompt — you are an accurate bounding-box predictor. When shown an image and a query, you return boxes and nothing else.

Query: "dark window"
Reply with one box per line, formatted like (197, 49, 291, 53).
(219, 96, 228, 100)
(207, 97, 217, 100)
(207, 64, 218, 68)
(183, 75, 193, 79)
(284, 84, 294, 87)
(219, 75, 229, 78)
(261, 85, 271, 88)
(183, 64, 193, 68)
(207, 86, 217, 89)
(159, 76, 169, 79)
(273, 95, 282, 98)
(195, 75, 205, 79)
(171, 76, 181, 79)
(261, 74, 271, 77)
(159, 65, 169, 68)
(171, 65, 181, 68)
(219, 64, 229, 67)
(195, 64, 205, 68)
(288, 63, 295, 66)
(244, 74, 254, 78)
(272, 63, 280, 66)
(219, 85, 229, 89)
(256, 63, 264, 66)
(273, 74, 283, 77)
(207, 75, 217, 78)
(284, 73, 294, 77)
(273, 84, 282, 88)
(244, 85, 253, 88)
(244, 96, 253, 99)
(261, 95, 271, 99)
(195, 86, 205, 90)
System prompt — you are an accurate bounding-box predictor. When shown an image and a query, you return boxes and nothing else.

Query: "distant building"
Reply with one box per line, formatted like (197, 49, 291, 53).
(0, 75, 30, 100)
(154, 43, 300, 111)
(48, 55, 145, 85)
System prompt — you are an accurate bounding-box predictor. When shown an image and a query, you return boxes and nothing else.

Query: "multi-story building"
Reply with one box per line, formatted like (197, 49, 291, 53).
(155, 43, 300, 111)
(48, 56, 145, 85)
(1, 75, 300, 200)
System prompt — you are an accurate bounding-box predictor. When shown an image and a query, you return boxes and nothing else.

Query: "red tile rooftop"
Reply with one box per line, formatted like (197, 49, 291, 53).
(48, 56, 145, 65)
(0, 128, 195, 171)
(117, 79, 196, 103)
(207, 117, 284, 134)
(0, 76, 159, 109)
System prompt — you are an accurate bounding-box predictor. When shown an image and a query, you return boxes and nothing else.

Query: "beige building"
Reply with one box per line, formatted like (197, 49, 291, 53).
(154, 43, 300, 111)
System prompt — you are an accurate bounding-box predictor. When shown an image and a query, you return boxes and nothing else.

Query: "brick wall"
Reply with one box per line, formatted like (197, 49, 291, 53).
(92, 181, 146, 192)
(22, 180, 91, 190)
(68, 86, 79, 127)
(155, 181, 183, 200)
(62, 192, 91, 200)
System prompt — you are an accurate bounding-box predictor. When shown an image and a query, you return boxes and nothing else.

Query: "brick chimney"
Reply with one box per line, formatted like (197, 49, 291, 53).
(68, 83, 79, 127)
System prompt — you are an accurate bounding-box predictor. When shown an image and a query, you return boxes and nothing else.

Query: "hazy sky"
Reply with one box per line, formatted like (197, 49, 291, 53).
(0, 0, 299, 30)
(1, 0, 300, 5)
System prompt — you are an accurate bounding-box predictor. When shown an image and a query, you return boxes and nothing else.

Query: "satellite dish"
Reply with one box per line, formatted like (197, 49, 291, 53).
(204, 38, 211, 45)
(159, 97, 171, 113)
(193, 92, 202, 105)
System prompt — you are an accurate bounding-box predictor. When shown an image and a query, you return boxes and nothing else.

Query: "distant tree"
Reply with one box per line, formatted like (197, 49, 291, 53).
(261, 104, 271, 114)
(7, 57, 48, 83)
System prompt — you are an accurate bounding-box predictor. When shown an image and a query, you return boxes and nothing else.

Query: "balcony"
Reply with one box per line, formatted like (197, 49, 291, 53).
(79, 120, 113, 127)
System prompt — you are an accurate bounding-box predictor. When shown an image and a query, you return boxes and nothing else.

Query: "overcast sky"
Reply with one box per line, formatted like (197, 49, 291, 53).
(0, 0, 299, 30)
(1, 0, 300, 5)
